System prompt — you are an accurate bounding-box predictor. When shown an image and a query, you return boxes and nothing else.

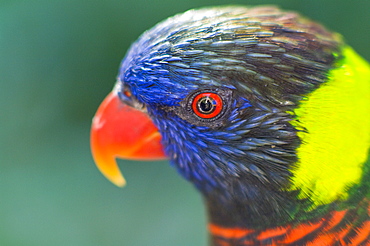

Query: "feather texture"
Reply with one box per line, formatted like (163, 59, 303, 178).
(94, 5, 370, 245)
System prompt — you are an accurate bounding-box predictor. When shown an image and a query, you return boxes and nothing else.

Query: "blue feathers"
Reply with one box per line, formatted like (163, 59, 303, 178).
(146, 89, 296, 200)
(115, 6, 341, 219)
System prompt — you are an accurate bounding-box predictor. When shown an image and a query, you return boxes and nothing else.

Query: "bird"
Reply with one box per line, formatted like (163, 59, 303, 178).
(90, 6, 370, 246)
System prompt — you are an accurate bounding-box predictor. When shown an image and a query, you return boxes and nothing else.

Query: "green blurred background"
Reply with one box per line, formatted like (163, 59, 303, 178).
(1, 0, 369, 245)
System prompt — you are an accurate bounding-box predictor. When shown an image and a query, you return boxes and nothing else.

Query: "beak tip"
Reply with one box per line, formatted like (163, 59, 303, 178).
(93, 154, 127, 188)
(109, 175, 126, 188)
(110, 176, 126, 188)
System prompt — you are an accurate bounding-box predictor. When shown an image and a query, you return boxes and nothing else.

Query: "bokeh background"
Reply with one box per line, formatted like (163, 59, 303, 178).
(1, 0, 369, 245)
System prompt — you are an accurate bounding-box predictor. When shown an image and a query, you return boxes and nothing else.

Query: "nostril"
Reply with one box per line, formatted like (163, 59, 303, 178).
(124, 89, 132, 98)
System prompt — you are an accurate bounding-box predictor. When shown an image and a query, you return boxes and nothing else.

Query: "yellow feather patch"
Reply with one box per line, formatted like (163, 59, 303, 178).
(289, 46, 370, 207)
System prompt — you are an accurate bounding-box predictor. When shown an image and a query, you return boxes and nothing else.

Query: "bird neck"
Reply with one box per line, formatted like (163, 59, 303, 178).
(203, 185, 309, 229)
(202, 163, 370, 246)
(205, 196, 369, 246)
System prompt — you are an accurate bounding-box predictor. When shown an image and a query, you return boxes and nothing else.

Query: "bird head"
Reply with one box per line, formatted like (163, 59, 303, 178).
(91, 6, 370, 220)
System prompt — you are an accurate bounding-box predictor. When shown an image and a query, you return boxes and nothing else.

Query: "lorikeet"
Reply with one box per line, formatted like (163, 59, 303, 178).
(90, 6, 370, 245)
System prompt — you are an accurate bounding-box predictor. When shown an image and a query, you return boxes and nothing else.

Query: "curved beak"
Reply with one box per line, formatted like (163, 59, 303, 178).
(90, 91, 167, 187)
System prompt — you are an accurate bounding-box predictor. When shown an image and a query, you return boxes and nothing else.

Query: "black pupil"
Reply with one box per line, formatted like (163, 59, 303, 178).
(198, 97, 215, 114)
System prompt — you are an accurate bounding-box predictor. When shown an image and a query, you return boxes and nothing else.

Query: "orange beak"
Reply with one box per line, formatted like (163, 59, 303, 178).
(90, 91, 167, 187)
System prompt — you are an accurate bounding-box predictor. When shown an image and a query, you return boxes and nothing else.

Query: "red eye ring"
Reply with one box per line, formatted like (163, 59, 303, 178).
(192, 92, 223, 119)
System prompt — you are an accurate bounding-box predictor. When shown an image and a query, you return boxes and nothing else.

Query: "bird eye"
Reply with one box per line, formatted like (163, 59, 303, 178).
(192, 92, 223, 119)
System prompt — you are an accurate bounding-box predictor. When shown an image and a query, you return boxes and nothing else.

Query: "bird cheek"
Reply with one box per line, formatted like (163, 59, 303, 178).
(90, 91, 167, 187)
